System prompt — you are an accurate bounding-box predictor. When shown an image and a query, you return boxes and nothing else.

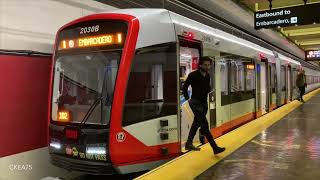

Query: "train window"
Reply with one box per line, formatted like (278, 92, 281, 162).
(230, 61, 244, 93)
(309, 76, 312, 84)
(233, 58, 255, 103)
(246, 65, 255, 91)
(220, 52, 255, 106)
(52, 52, 121, 125)
(230, 60, 244, 102)
(313, 76, 315, 84)
(219, 59, 229, 105)
(122, 43, 177, 127)
(220, 59, 228, 95)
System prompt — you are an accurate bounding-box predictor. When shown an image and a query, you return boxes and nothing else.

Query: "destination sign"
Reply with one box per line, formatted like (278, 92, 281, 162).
(56, 20, 127, 53)
(306, 50, 320, 61)
(255, 3, 320, 29)
(58, 33, 123, 50)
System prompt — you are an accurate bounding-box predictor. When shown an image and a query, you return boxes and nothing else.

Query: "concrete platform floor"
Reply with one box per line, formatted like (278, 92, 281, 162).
(197, 94, 320, 180)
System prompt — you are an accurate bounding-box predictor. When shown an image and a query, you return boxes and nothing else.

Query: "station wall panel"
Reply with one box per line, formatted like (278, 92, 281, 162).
(0, 54, 52, 157)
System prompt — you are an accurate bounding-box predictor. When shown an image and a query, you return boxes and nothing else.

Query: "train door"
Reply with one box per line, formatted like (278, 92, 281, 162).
(267, 63, 272, 112)
(288, 66, 293, 101)
(292, 68, 298, 100)
(271, 64, 277, 110)
(178, 38, 203, 151)
(280, 65, 287, 105)
(208, 60, 216, 129)
(256, 63, 261, 117)
(287, 66, 290, 101)
(260, 63, 268, 115)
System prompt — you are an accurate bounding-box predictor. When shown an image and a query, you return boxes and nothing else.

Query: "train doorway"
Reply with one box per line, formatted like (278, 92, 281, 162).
(178, 38, 205, 151)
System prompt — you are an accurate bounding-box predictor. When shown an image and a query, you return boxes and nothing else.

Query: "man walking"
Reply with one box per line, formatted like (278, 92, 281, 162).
(183, 56, 225, 155)
(296, 70, 307, 103)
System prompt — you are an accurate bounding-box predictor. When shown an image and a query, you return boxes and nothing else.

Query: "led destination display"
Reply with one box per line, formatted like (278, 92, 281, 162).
(58, 33, 123, 50)
(56, 20, 127, 53)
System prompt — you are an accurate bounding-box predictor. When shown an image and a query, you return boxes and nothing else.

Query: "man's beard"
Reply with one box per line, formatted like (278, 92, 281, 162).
(201, 68, 209, 73)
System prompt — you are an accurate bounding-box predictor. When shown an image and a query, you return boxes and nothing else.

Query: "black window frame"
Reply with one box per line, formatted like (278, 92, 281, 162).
(122, 43, 178, 127)
(220, 53, 256, 106)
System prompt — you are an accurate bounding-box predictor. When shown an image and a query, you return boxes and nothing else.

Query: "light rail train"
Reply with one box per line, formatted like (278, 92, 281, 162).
(48, 9, 320, 174)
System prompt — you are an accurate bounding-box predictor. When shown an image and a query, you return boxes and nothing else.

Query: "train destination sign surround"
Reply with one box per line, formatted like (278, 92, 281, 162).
(56, 20, 128, 53)
(306, 50, 320, 61)
(254, 3, 320, 29)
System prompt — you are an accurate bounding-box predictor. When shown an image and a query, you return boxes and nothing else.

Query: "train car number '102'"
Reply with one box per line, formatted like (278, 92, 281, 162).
(80, 25, 99, 34)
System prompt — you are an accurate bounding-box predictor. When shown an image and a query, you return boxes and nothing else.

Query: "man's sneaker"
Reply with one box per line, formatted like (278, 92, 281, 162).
(214, 147, 226, 154)
(185, 143, 201, 151)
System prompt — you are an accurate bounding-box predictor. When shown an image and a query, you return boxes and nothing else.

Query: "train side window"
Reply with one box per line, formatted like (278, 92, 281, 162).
(245, 64, 255, 92)
(231, 60, 246, 91)
(220, 53, 255, 106)
(230, 60, 245, 102)
(219, 59, 229, 105)
(230, 58, 255, 103)
(122, 43, 177, 127)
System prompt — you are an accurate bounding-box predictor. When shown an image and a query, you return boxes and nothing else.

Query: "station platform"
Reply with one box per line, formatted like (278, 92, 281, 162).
(135, 88, 320, 180)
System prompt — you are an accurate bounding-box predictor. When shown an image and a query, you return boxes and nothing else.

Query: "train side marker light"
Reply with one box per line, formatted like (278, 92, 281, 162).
(187, 32, 194, 39)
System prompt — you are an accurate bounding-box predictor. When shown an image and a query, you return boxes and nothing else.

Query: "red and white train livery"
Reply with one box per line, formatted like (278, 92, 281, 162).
(49, 9, 320, 174)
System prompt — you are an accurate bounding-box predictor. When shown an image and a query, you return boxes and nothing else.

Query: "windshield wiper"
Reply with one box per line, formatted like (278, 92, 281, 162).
(79, 96, 103, 128)
(79, 64, 110, 128)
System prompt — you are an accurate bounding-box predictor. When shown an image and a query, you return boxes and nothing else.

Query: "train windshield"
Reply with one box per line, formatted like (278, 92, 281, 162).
(51, 51, 121, 125)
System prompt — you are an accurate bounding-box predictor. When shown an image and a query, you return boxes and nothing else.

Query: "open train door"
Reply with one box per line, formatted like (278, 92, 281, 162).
(178, 38, 204, 152)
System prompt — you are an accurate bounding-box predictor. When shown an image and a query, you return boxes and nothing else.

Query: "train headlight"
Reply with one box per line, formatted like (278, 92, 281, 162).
(50, 142, 61, 150)
(86, 145, 106, 155)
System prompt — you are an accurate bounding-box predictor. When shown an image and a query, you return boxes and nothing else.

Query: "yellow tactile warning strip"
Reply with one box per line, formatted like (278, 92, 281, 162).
(135, 88, 320, 180)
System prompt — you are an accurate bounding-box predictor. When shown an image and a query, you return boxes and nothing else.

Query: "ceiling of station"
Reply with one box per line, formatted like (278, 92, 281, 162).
(237, 0, 320, 51)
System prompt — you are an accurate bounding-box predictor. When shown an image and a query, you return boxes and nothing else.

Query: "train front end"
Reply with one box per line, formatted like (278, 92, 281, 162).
(48, 14, 138, 174)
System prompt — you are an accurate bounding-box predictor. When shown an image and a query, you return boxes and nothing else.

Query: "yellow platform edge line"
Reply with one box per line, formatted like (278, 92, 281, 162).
(135, 88, 320, 180)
